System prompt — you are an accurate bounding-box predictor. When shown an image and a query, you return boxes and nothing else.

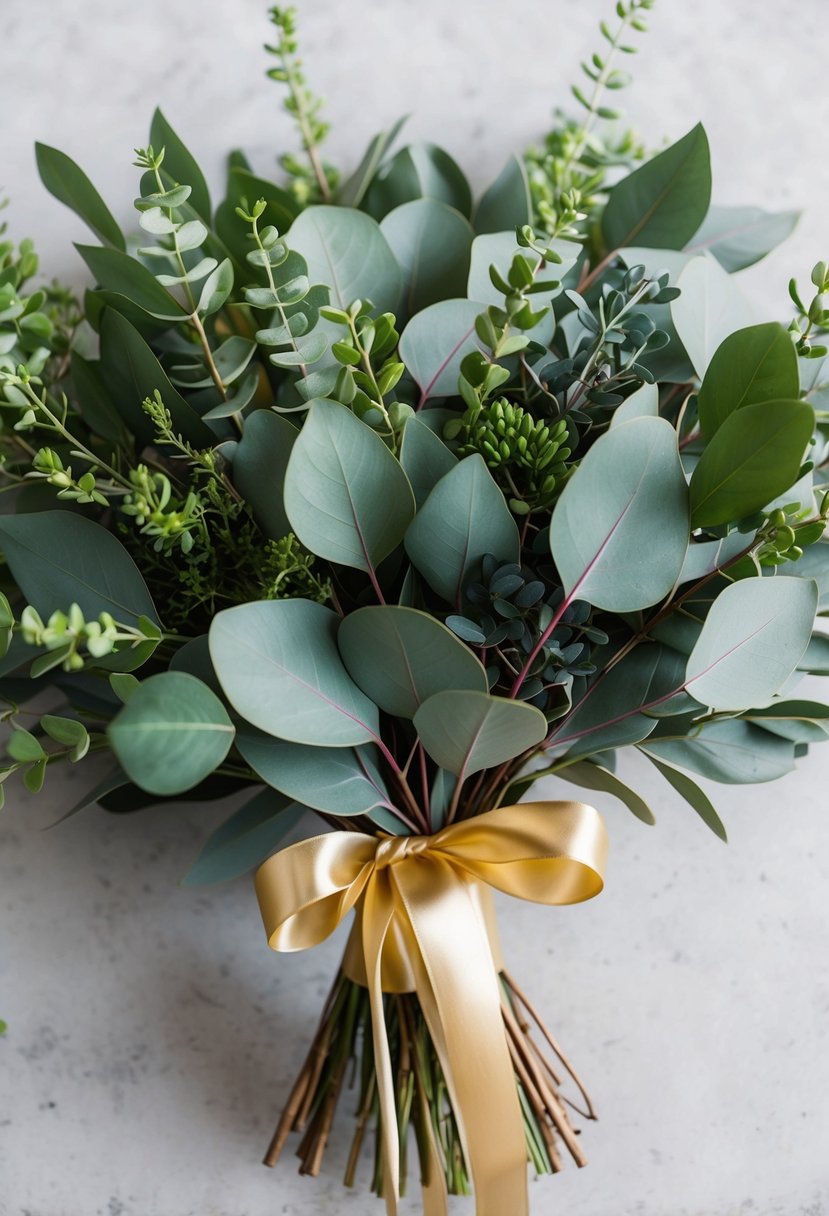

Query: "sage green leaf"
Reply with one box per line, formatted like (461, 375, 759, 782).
(556, 759, 656, 825)
(339, 606, 487, 718)
(76, 245, 186, 322)
(182, 789, 307, 886)
(601, 124, 712, 252)
(474, 155, 532, 235)
(686, 204, 800, 272)
(399, 416, 457, 508)
(799, 634, 829, 674)
(405, 454, 519, 606)
(99, 309, 214, 447)
(550, 417, 689, 612)
(108, 672, 235, 796)
(399, 299, 484, 406)
(697, 323, 799, 440)
(688, 400, 814, 528)
(284, 399, 415, 573)
(337, 115, 408, 208)
(149, 108, 211, 223)
(209, 599, 379, 746)
(35, 142, 125, 250)
(643, 753, 727, 840)
(169, 634, 222, 696)
(685, 576, 818, 710)
(609, 381, 658, 428)
(47, 767, 130, 826)
(197, 258, 234, 317)
(232, 409, 297, 540)
(641, 720, 795, 784)
(414, 689, 547, 778)
(236, 727, 397, 823)
(380, 199, 474, 316)
(787, 542, 829, 612)
(670, 256, 755, 378)
(0, 511, 159, 626)
(364, 142, 472, 221)
(743, 700, 829, 743)
(288, 206, 402, 313)
(678, 532, 751, 585)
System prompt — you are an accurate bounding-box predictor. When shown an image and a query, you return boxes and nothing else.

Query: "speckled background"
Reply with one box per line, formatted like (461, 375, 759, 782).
(1, 1, 828, 1214)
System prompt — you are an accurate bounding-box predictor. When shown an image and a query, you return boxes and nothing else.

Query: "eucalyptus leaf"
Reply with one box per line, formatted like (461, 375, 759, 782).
(405, 454, 519, 606)
(641, 719, 796, 784)
(670, 256, 755, 378)
(339, 606, 487, 718)
(232, 409, 297, 540)
(364, 142, 472, 221)
(209, 599, 380, 746)
(149, 108, 212, 222)
(337, 115, 408, 208)
(288, 205, 402, 313)
(466, 233, 578, 308)
(76, 244, 187, 322)
(414, 689, 547, 778)
(108, 672, 235, 796)
(35, 142, 125, 250)
(609, 381, 658, 428)
(643, 753, 727, 839)
(473, 155, 532, 235)
(697, 323, 799, 439)
(399, 415, 457, 509)
(686, 204, 800, 272)
(380, 199, 473, 316)
(556, 759, 656, 825)
(685, 575, 818, 710)
(550, 417, 689, 612)
(284, 399, 415, 573)
(182, 789, 307, 886)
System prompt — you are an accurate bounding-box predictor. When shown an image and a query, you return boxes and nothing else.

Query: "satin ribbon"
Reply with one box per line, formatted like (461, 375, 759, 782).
(255, 800, 607, 1216)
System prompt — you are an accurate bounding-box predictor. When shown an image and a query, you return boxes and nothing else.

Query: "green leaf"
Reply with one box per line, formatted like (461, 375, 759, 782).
(284, 398, 415, 574)
(209, 599, 380, 747)
(641, 719, 795, 784)
(697, 323, 800, 439)
(380, 199, 474, 316)
(643, 752, 727, 839)
(686, 204, 800, 272)
(799, 633, 829, 675)
(556, 759, 655, 825)
(338, 606, 488, 718)
(182, 789, 307, 886)
(337, 115, 408, 208)
(405, 454, 519, 606)
(466, 233, 578, 308)
(40, 714, 88, 751)
(473, 156, 532, 235)
(288, 206, 402, 313)
(7, 728, 46, 763)
(685, 576, 818, 711)
(688, 399, 814, 528)
(609, 381, 658, 428)
(99, 309, 214, 447)
(550, 417, 689, 612)
(236, 728, 399, 828)
(398, 299, 483, 405)
(149, 108, 212, 223)
(743, 699, 829, 743)
(197, 258, 234, 317)
(215, 167, 298, 268)
(364, 142, 473, 221)
(0, 591, 13, 660)
(0, 511, 159, 626)
(601, 124, 712, 252)
(231, 409, 297, 540)
(399, 415, 457, 509)
(678, 532, 750, 585)
(670, 256, 755, 378)
(414, 689, 547, 778)
(76, 244, 186, 322)
(107, 672, 235, 796)
(110, 673, 140, 703)
(70, 352, 126, 445)
(35, 142, 125, 250)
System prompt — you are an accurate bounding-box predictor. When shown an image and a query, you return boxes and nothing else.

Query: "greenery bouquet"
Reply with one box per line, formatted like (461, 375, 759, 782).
(3, 2, 829, 1211)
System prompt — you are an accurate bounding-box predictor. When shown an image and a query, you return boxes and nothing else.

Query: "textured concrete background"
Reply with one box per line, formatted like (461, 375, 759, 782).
(1, 1, 828, 1213)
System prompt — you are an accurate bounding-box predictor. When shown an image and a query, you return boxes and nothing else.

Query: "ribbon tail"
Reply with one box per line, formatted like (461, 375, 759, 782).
(361, 871, 401, 1216)
(396, 860, 529, 1216)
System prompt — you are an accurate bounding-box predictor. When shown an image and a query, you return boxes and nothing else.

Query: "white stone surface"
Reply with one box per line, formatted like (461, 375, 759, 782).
(1, 1, 828, 1214)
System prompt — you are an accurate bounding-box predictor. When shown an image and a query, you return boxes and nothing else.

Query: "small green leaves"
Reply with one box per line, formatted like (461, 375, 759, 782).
(601, 124, 711, 252)
(685, 576, 818, 711)
(413, 690, 547, 778)
(284, 399, 415, 574)
(697, 323, 799, 439)
(209, 599, 379, 746)
(689, 400, 814, 528)
(108, 672, 235, 796)
(550, 418, 689, 611)
(147, 108, 212, 222)
(405, 455, 519, 606)
(338, 606, 488, 718)
(35, 143, 125, 250)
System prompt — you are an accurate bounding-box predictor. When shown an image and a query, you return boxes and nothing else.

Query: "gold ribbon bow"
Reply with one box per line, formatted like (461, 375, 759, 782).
(255, 800, 607, 1216)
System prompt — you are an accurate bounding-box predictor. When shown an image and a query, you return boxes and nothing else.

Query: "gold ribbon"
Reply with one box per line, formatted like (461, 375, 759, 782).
(255, 800, 607, 1216)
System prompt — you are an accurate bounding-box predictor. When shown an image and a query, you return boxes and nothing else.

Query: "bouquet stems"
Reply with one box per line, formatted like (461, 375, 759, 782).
(265, 960, 595, 1196)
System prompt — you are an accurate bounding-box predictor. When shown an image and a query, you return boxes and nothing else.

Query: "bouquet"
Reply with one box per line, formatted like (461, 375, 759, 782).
(3, 2, 828, 1211)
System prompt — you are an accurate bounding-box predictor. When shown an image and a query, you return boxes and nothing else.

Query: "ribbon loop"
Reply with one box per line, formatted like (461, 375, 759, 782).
(255, 799, 607, 1216)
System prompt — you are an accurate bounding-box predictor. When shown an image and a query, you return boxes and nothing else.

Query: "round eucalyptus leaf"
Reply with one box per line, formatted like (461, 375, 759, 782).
(288, 205, 402, 313)
(413, 689, 547, 778)
(685, 575, 818, 711)
(641, 720, 796, 784)
(108, 672, 235, 797)
(284, 399, 415, 573)
(380, 198, 473, 316)
(232, 409, 298, 540)
(670, 255, 755, 378)
(209, 599, 379, 746)
(686, 204, 800, 273)
(338, 606, 488, 718)
(550, 417, 689, 612)
(398, 299, 483, 405)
